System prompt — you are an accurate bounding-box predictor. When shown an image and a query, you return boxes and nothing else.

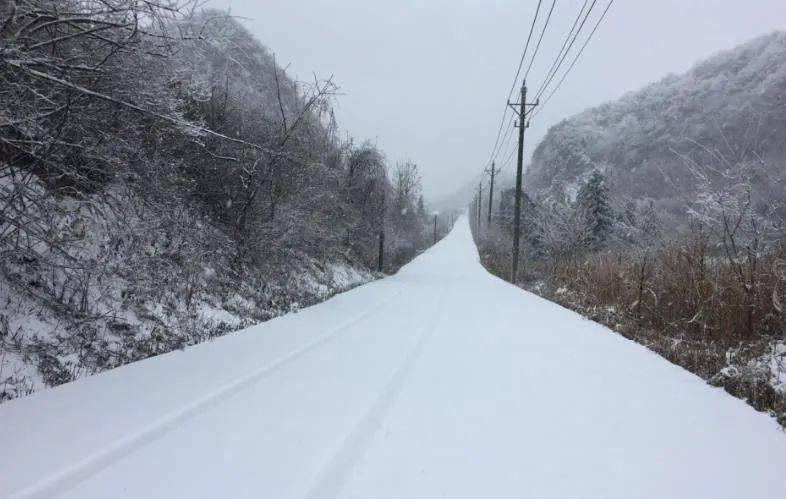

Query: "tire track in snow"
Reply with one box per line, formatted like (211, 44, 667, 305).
(305, 279, 453, 499)
(11, 285, 411, 499)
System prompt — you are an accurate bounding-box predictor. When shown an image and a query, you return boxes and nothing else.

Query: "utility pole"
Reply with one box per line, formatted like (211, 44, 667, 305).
(433, 214, 437, 244)
(477, 181, 483, 234)
(507, 82, 538, 283)
(486, 161, 498, 228)
(378, 185, 385, 273)
(473, 196, 478, 230)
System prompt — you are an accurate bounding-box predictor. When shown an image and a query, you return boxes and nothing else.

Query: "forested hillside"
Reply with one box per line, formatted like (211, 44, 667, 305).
(475, 32, 786, 426)
(527, 31, 786, 220)
(0, 1, 441, 401)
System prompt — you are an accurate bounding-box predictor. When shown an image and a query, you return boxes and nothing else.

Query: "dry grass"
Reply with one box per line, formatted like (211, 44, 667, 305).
(473, 221, 786, 426)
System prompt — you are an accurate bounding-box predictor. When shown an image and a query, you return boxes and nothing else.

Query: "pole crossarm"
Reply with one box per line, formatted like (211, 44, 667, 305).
(507, 100, 540, 121)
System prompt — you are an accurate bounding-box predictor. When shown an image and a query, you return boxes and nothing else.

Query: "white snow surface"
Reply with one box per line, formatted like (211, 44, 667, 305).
(2, 216, 786, 498)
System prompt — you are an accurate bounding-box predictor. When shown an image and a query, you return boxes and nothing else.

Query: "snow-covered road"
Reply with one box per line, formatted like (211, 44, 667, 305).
(2, 216, 786, 498)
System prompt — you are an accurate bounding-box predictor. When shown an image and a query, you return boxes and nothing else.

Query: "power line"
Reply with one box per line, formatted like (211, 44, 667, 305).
(531, 0, 615, 120)
(480, 0, 614, 285)
(486, 0, 556, 174)
(506, 0, 545, 105)
(488, 112, 515, 166)
(532, 0, 591, 101)
(486, 0, 613, 175)
(535, 0, 598, 103)
(523, 0, 558, 83)
(482, 0, 544, 171)
(501, 141, 517, 168)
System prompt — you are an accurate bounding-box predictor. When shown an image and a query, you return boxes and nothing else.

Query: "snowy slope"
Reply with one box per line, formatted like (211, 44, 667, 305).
(527, 31, 786, 210)
(1, 216, 785, 499)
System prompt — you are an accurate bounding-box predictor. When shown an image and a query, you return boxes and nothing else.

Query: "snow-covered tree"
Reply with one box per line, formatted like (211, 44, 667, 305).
(576, 171, 614, 248)
(0, 2, 437, 401)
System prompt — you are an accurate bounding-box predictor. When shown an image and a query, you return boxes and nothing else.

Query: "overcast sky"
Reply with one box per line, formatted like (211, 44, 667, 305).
(207, 0, 785, 199)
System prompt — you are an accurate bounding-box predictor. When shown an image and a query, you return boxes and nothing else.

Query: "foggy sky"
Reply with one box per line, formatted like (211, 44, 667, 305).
(206, 0, 786, 200)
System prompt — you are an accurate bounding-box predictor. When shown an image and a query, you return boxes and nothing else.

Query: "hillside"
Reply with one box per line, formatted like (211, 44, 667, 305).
(0, 4, 436, 401)
(476, 33, 786, 428)
(527, 31, 786, 216)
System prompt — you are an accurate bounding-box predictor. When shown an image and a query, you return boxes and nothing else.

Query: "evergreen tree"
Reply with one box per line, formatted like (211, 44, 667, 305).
(576, 171, 613, 247)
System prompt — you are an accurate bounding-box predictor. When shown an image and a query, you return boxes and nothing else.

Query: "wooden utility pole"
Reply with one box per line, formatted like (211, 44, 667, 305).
(433, 214, 438, 244)
(477, 180, 483, 234)
(472, 196, 477, 229)
(508, 82, 538, 283)
(378, 184, 385, 273)
(486, 161, 498, 228)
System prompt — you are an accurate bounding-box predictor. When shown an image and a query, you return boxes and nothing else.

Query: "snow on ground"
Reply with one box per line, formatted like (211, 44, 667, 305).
(197, 303, 243, 328)
(1, 216, 786, 498)
(0, 178, 378, 403)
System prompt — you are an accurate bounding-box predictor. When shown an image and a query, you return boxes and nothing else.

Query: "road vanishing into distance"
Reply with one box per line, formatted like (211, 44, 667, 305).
(2, 216, 786, 498)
